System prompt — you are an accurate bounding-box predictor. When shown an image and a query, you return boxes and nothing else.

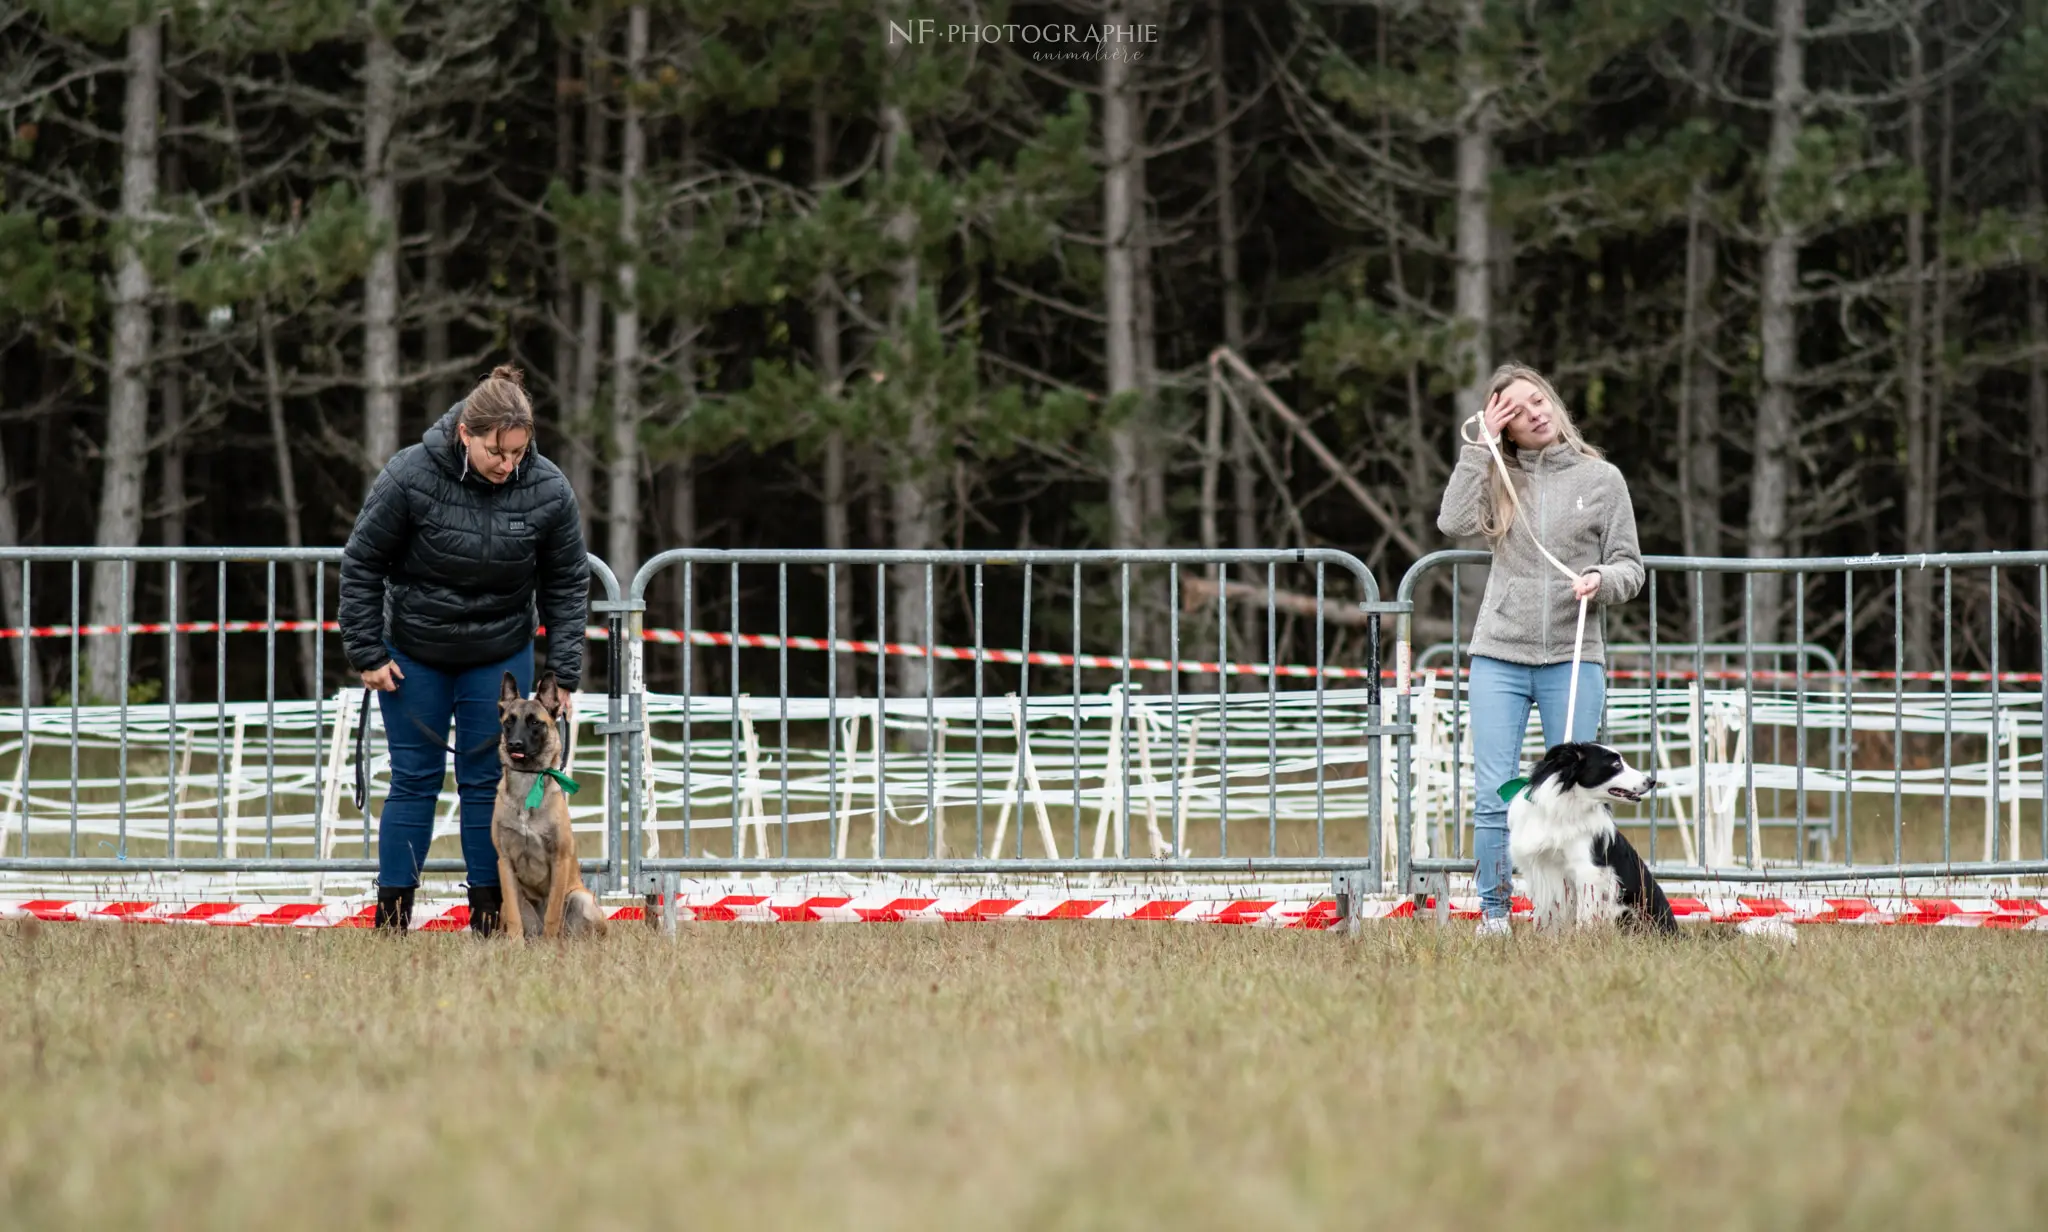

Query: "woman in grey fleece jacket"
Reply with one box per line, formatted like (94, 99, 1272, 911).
(1436, 362, 1644, 934)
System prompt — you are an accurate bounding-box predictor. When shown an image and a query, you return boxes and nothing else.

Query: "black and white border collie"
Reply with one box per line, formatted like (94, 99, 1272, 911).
(1506, 742, 1677, 935)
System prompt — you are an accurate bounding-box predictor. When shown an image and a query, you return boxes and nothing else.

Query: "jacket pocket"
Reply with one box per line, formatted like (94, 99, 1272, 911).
(1480, 575, 1520, 624)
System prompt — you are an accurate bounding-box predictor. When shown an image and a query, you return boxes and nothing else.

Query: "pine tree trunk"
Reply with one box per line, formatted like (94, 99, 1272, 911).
(666, 456, 699, 692)
(1678, 23, 1725, 638)
(1102, 0, 1144, 550)
(1206, 0, 1259, 671)
(0, 426, 41, 706)
(1929, 43, 1953, 552)
(1748, 0, 1805, 645)
(361, 21, 401, 483)
(2029, 118, 2048, 551)
(1902, 24, 1933, 669)
(1134, 148, 1163, 552)
(551, 45, 581, 510)
(1452, 0, 1494, 428)
(880, 23, 938, 712)
(665, 117, 702, 694)
(158, 86, 185, 706)
(570, 39, 606, 553)
(1447, 0, 1496, 638)
(813, 95, 857, 699)
(260, 302, 318, 695)
(1380, 8, 1434, 591)
(89, 17, 161, 706)
(223, 86, 320, 696)
(605, 5, 647, 586)
(423, 176, 453, 421)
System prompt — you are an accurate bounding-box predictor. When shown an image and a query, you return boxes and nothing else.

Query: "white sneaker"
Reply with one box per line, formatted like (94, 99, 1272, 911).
(1475, 916, 1512, 938)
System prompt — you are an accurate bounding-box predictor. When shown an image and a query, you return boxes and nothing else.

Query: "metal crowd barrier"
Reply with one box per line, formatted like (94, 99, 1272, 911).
(616, 549, 1393, 916)
(1393, 550, 2048, 897)
(3, 544, 2042, 918)
(0, 547, 625, 891)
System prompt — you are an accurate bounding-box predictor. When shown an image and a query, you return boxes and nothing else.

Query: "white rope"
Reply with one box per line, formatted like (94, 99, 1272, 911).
(1460, 413, 1595, 739)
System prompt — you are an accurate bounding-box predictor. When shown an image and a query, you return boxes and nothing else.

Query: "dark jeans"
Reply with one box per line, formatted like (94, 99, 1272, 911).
(375, 641, 533, 890)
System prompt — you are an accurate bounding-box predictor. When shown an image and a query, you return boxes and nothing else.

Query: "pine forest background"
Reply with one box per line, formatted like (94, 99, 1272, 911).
(5, 0, 2048, 703)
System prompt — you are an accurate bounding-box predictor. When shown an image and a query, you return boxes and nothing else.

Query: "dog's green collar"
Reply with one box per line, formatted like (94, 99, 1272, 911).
(524, 767, 580, 809)
(1497, 776, 1530, 804)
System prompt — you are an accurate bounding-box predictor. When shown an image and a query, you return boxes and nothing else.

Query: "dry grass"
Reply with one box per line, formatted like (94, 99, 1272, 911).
(1, 919, 2045, 1229)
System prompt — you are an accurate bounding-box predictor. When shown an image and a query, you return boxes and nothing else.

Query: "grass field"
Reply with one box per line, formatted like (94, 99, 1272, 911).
(2, 920, 2045, 1229)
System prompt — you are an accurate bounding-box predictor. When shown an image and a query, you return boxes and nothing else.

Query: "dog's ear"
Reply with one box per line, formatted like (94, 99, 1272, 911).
(1528, 742, 1583, 791)
(500, 671, 522, 709)
(534, 670, 561, 716)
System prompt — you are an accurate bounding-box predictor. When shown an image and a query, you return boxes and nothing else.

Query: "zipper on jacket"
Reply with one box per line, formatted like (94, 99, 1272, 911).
(1537, 461, 1549, 662)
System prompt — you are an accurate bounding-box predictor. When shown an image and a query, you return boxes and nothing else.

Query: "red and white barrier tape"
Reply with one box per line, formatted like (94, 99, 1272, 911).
(3, 617, 2036, 685)
(6, 894, 2047, 931)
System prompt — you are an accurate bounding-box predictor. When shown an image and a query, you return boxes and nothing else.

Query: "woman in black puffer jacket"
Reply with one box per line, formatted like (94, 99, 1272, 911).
(339, 364, 589, 934)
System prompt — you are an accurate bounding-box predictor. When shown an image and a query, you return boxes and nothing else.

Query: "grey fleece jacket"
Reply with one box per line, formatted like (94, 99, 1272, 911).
(1436, 441, 1644, 667)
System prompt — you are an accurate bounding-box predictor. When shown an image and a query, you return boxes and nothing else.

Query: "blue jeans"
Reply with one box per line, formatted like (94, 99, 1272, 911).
(1469, 655, 1605, 918)
(375, 641, 534, 890)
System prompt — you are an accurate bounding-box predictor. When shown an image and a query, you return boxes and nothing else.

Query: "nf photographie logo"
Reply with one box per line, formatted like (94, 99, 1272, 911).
(886, 19, 1160, 62)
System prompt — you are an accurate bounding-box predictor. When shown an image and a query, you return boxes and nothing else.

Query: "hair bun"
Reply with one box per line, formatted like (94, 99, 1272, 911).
(488, 363, 526, 390)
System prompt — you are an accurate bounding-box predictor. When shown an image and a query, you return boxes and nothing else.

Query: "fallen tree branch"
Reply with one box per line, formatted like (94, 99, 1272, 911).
(1207, 346, 1429, 561)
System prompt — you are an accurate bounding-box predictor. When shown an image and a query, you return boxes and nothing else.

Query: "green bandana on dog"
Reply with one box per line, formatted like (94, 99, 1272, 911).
(525, 767, 580, 809)
(1497, 776, 1530, 804)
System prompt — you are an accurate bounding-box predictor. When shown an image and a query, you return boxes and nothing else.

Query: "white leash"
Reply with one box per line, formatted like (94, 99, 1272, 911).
(1460, 414, 1594, 740)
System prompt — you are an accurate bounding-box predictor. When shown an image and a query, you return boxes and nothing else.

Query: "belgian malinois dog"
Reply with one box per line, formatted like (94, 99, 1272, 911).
(493, 670, 607, 939)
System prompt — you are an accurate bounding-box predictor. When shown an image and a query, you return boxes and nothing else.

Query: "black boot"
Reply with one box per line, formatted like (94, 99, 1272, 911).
(468, 884, 503, 937)
(374, 886, 414, 933)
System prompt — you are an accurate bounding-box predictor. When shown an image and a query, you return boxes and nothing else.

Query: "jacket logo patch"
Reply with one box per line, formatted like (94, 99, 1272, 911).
(1575, 496, 1584, 511)
(507, 518, 529, 533)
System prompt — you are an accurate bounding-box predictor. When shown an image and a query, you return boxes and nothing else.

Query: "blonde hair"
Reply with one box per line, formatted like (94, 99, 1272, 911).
(1478, 362, 1603, 542)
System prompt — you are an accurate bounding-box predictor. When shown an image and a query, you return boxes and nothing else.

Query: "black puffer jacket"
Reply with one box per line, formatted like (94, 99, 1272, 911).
(340, 406, 589, 689)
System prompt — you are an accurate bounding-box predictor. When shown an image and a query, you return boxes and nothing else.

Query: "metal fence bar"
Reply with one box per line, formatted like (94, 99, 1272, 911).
(1169, 563, 1182, 858)
(1742, 573, 1755, 868)
(1214, 567, 1228, 852)
(169, 562, 181, 858)
(779, 563, 790, 857)
(1793, 572, 1805, 863)
(1694, 576, 1708, 866)
(974, 563, 985, 857)
(1119, 562, 1131, 860)
(263, 559, 276, 856)
(1647, 573, 1659, 864)
(924, 563, 936, 861)
(1451, 564, 1464, 860)
(730, 562, 741, 863)
(681, 562, 694, 858)
(1991, 565, 2002, 861)
(1894, 569, 1906, 866)
(68, 561, 78, 858)
(117, 560, 131, 856)
(1070, 563, 1081, 858)
(1943, 569, 1954, 857)
(1843, 571, 1856, 866)
(1016, 565, 1032, 859)
(1314, 561, 1327, 857)
(824, 562, 836, 862)
(15, 561, 26, 858)
(1253, 564, 1269, 859)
